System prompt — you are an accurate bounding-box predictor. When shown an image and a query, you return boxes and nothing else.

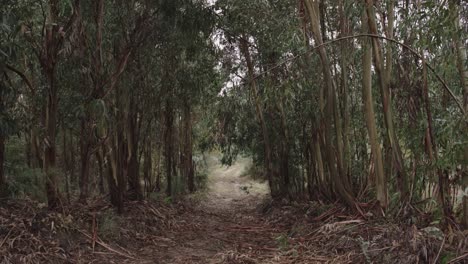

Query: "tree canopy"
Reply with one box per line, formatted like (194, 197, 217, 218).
(0, 0, 466, 230)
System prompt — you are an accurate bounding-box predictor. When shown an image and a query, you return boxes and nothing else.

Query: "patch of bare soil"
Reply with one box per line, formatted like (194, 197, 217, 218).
(1, 155, 467, 263)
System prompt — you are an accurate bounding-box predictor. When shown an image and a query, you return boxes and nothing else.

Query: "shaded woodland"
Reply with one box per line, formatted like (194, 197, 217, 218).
(0, 0, 467, 263)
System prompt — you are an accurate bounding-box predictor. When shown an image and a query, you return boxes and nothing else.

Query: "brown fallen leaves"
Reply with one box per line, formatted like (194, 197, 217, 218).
(0, 197, 466, 264)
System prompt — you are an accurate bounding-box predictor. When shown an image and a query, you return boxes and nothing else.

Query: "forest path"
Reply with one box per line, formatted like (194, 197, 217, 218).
(201, 154, 269, 211)
(146, 154, 280, 263)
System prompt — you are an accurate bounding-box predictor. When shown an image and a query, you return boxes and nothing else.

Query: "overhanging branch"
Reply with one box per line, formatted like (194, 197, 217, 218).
(248, 33, 465, 115)
(5, 64, 35, 94)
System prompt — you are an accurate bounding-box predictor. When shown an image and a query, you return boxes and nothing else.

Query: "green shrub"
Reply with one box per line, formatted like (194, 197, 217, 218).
(7, 167, 46, 201)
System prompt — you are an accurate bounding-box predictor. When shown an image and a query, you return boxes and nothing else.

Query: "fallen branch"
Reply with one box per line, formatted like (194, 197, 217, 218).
(447, 252, 467, 264)
(77, 229, 138, 260)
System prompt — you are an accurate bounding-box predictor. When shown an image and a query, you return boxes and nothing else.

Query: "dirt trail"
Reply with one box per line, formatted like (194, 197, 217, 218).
(201, 155, 269, 211)
(150, 155, 277, 263)
(2, 155, 459, 263)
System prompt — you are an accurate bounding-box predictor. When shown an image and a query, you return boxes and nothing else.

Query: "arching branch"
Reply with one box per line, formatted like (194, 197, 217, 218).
(248, 33, 465, 115)
(5, 64, 35, 94)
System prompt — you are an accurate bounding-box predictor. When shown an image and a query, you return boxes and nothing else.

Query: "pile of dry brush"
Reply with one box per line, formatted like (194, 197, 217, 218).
(215, 200, 467, 264)
(0, 197, 466, 263)
(0, 197, 191, 263)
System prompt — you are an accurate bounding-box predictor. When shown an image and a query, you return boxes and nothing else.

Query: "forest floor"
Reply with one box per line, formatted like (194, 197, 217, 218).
(0, 154, 467, 263)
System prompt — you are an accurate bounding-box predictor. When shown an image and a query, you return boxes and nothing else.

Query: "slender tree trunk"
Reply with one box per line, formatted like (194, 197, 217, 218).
(69, 130, 76, 185)
(155, 144, 161, 192)
(365, 0, 393, 208)
(305, 140, 314, 198)
(117, 99, 127, 212)
(79, 119, 91, 202)
(164, 99, 174, 197)
(298, 2, 326, 200)
(361, 10, 386, 209)
(127, 96, 143, 200)
(278, 101, 290, 195)
(385, 0, 409, 202)
(104, 141, 121, 211)
(0, 77, 5, 192)
(422, 56, 455, 228)
(43, 68, 60, 208)
(305, 0, 355, 207)
(450, 0, 468, 228)
(25, 133, 31, 168)
(77, 0, 103, 203)
(62, 128, 70, 202)
(267, 54, 290, 196)
(143, 141, 152, 196)
(97, 148, 105, 194)
(105, 81, 128, 213)
(313, 133, 327, 198)
(339, 0, 351, 179)
(0, 135, 5, 193)
(39, 0, 80, 209)
(116, 127, 127, 212)
(184, 102, 195, 193)
(30, 127, 42, 169)
(239, 37, 276, 197)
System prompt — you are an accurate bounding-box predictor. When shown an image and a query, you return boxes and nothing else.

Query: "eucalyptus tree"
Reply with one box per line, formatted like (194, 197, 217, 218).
(11, 0, 81, 208)
(0, 2, 16, 192)
(215, 0, 270, 193)
(449, 0, 468, 228)
(360, 8, 385, 211)
(216, 0, 309, 197)
(211, 0, 467, 227)
(304, 0, 356, 207)
(0, 70, 18, 194)
(1, 0, 466, 227)
(1, 0, 37, 195)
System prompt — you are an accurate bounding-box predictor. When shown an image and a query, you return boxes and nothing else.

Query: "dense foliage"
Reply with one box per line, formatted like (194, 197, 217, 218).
(0, 0, 466, 229)
(0, 0, 220, 213)
(212, 0, 467, 228)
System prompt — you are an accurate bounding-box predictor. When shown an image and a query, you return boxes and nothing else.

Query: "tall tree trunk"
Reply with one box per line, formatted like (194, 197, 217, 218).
(69, 129, 76, 185)
(365, 0, 397, 208)
(43, 68, 60, 208)
(143, 141, 152, 196)
(239, 37, 276, 197)
(79, 118, 91, 202)
(278, 101, 290, 196)
(104, 141, 122, 212)
(25, 133, 31, 168)
(97, 147, 105, 194)
(155, 142, 162, 192)
(385, 0, 409, 202)
(0, 77, 5, 193)
(116, 96, 127, 212)
(267, 53, 290, 196)
(164, 99, 174, 197)
(313, 132, 327, 198)
(361, 10, 386, 209)
(105, 81, 128, 213)
(30, 127, 42, 169)
(304, 0, 355, 207)
(0, 135, 5, 194)
(62, 128, 70, 202)
(298, 2, 327, 200)
(127, 96, 143, 200)
(339, 0, 351, 179)
(422, 56, 455, 228)
(450, 0, 468, 228)
(184, 102, 195, 193)
(78, 0, 104, 203)
(38, 0, 79, 209)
